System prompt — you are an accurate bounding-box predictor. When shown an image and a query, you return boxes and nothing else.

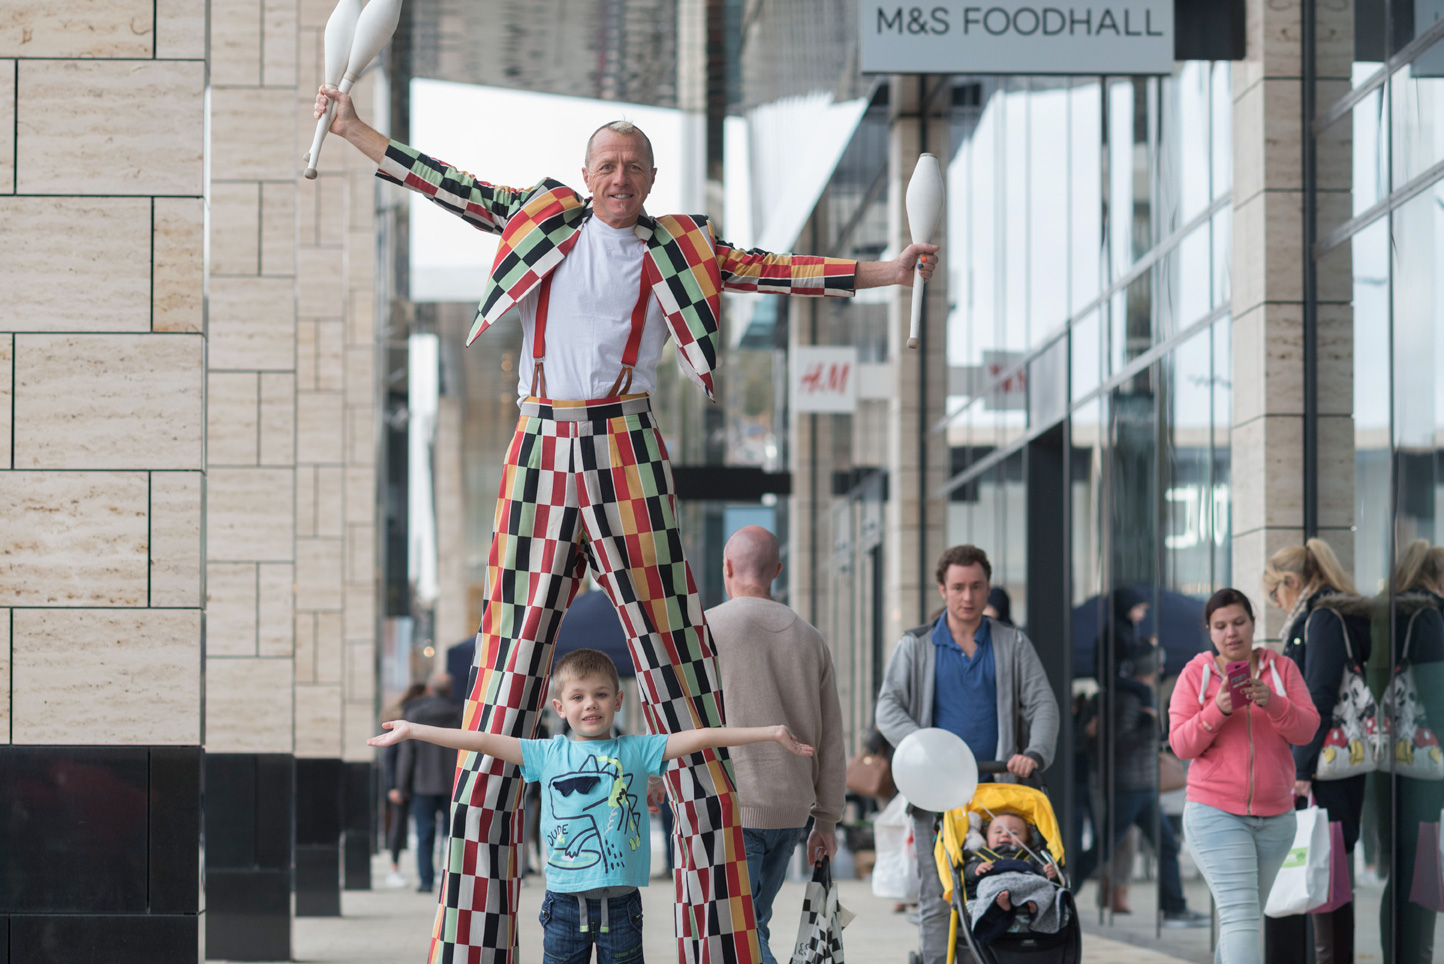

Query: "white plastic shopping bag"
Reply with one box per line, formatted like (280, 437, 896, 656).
(1265, 807, 1331, 917)
(870, 793, 919, 901)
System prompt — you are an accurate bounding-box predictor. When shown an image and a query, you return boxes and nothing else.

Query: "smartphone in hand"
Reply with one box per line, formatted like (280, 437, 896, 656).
(1225, 660, 1251, 705)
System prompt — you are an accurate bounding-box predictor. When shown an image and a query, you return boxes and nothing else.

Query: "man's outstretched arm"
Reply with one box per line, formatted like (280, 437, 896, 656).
(313, 86, 528, 236)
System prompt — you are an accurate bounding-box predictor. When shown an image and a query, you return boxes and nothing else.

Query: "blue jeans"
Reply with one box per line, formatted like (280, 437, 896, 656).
(1183, 802, 1296, 964)
(411, 793, 448, 889)
(1074, 788, 1190, 913)
(743, 827, 805, 964)
(538, 889, 645, 964)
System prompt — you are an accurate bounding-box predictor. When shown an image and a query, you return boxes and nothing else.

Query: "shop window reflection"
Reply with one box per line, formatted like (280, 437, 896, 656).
(1391, 55, 1444, 194)
(1071, 80, 1104, 315)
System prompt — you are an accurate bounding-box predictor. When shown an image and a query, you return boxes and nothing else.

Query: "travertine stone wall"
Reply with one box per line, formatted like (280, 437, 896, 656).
(206, 0, 302, 755)
(884, 78, 948, 650)
(1231, 0, 1355, 640)
(204, 0, 381, 762)
(301, 0, 382, 764)
(1, 3, 207, 747)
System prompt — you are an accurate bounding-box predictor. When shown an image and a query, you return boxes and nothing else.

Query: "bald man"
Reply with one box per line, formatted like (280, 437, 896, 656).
(704, 526, 845, 964)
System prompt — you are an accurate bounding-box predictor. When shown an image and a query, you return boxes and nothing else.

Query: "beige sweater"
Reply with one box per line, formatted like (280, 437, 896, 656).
(706, 596, 846, 836)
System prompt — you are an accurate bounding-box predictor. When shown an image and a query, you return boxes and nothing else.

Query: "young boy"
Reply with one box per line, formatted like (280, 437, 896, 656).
(369, 648, 813, 963)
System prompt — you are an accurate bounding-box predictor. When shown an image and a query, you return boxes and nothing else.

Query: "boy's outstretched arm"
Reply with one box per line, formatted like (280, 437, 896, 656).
(664, 724, 814, 762)
(368, 720, 525, 766)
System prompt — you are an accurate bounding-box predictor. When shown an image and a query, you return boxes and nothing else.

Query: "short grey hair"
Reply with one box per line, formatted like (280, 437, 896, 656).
(584, 120, 655, 169)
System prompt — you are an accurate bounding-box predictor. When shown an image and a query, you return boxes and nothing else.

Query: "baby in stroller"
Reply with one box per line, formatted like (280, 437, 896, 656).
(961, 811, 1066, 945)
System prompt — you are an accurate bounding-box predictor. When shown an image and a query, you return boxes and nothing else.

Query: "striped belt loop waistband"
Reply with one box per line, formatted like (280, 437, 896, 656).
(520, 393, 652, 422)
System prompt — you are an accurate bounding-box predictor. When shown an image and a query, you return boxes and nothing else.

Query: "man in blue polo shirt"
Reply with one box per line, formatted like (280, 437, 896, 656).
(931, 595, 1000, 771)
(876, 545, 1059, 964)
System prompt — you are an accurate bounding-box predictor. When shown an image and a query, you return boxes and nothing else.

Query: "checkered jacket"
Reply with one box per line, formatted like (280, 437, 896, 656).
(377, 140, 859, 399)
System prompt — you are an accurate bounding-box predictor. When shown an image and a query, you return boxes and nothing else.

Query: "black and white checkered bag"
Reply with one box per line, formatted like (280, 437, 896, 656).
(789, 857, 856, 964)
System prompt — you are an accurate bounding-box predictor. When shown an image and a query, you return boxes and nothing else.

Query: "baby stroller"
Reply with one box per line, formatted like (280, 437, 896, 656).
(928, 766, 1081, 964)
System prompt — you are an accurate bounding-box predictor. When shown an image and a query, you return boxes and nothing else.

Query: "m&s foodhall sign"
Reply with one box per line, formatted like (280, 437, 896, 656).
(860, 2, 1174, 76)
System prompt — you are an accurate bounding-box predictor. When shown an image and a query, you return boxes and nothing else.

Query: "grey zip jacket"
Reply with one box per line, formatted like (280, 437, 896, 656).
(875, 617, 1059, 784)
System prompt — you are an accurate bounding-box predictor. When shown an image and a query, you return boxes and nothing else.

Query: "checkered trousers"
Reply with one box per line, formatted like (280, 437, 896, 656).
(427, 394, 761, 964)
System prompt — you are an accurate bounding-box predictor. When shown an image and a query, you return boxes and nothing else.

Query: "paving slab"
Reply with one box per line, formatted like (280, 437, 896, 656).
(212, 849, 1203, 964)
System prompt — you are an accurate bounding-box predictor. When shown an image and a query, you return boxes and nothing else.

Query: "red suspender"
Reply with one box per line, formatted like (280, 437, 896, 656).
(531, 272, 556, 398)
(531, 258, 654, 399)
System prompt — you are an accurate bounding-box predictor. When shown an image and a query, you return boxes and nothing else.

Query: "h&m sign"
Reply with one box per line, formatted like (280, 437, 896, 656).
(861, 2, 1175, 76)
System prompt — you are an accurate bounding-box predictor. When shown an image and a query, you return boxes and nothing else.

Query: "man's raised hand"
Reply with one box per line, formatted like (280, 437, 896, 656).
(367, 719, 412, 747)
(314, 85, 359, 137)
(899, 242, 940, 285)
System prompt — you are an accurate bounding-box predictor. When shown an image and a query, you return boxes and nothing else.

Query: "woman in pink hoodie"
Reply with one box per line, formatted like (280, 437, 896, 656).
(1169, 588, 1320, 964)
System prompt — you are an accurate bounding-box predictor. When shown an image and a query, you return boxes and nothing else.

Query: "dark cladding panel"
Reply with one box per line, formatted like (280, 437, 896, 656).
(1174, 0, 1246, 61)
(294, 847, 342, 917)
(10, 914, 199, 964)
(254, 754, 296, 871)
(295, 757, 344, 845)
(204, 870, 291, 962)
(205, 754, 258, 869)
(0, 747, 149, 914)
(150, 747, 203, 915)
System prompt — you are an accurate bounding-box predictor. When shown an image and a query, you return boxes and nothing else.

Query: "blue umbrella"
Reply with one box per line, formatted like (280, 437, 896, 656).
(1071, 587, 1209, 680)
(446, 590, 637, 701)
(551, 590, 636, 676)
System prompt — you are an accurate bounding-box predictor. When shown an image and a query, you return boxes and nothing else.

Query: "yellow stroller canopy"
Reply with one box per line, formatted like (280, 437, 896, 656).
(932, 782, 1065, 902)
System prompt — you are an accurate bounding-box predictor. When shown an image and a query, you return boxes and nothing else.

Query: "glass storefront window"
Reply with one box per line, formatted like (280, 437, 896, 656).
(1030, 80, 1070, 343)
(1211, 207, 1232, 309)
(1071, 81, 1104, 314)
(1329, 217, 1393, 592)
(1029, 335, 1068, 429)
(1107, 78, 1151, 282)
(1156, 222, 1212, 341)
(1391, 53, 1444, 192)
(1159, 62, 1212, 232)
(1163, 326, 1216, 598)
(1211, 317, 1232, 588)
(1391, 180, 1444, 545)
(1003, 83, 1029, 349)
(1211, 62, 1232, 199)
(1072, 310, 1102, 403)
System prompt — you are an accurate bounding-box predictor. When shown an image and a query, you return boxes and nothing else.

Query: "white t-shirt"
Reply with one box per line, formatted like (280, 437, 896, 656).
(515, 219, 669, 401)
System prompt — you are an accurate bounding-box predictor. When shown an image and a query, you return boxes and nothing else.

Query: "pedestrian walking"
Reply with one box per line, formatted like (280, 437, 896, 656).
(706, 526, 846, 964)
(876, 544, 1059, 964)
(396, 673, 464, 894)
(1169, 589, 1320, 964)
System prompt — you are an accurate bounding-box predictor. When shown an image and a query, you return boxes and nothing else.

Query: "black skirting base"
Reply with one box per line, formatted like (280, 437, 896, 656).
(296, 758, 344, 917)
(205, 753, 294, 960)
(0, 746, 204, 964)
(343, 760, 376, 890)
(9, 914, 202, 964)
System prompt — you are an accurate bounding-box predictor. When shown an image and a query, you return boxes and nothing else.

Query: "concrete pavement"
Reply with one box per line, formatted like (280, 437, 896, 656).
(210, 849, 1205, 964)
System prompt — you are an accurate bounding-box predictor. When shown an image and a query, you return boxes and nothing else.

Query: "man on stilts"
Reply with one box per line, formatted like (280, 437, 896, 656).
(316, 86, 938, 964)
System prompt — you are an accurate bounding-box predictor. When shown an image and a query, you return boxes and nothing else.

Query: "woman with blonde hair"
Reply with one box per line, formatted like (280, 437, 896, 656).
(1262, 538, 1371, 964)
(1383, 539, 1444, 964)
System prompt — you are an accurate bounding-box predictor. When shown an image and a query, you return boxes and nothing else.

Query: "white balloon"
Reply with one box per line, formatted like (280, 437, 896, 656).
(891, 728, 979, 813)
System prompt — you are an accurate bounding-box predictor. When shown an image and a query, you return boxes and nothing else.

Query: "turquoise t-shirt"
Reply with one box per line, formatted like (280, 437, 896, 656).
(520, 733, 670, 892)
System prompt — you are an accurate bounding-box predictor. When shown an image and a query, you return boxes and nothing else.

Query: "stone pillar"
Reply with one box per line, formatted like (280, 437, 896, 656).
(204, 0, 303, 951)
(1231, 0, 1355, 640)
(203, 0, 384, 944)
(884, 77, 948, 648)
(292, 0, 384, 911)
(0, 5, 207, 962)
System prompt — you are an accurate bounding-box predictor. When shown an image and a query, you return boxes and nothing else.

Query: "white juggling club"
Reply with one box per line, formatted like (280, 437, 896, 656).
(303, 0, 403, 180)
(904, 153, 944, 350)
